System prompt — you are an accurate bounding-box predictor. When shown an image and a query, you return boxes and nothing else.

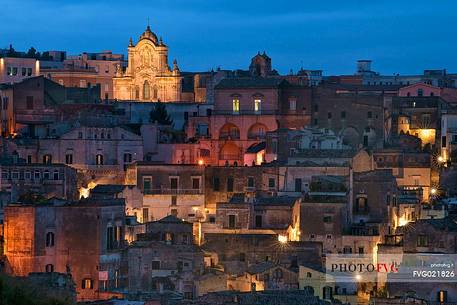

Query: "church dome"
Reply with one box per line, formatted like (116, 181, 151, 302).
(139, 25, 158, 44)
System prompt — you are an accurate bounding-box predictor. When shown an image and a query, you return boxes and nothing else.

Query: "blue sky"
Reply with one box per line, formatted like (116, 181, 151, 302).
(1, 0, 457, 75)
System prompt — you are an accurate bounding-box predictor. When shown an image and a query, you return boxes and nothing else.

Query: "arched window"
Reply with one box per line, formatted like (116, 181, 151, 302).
(417, 88, 424, 97)
(96, 154, 104, 165)
(153, 86, 158, 99)
(46, 232, 55, 247)
(135, 86, 140, 99)
(45, 264, 54, 273)
(143, 80, 150, 100)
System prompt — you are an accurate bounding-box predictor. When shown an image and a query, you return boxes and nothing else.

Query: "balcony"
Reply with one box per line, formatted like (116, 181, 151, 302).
(247, 132, 266, 140)
(143, 188, 202, 195)
(219, 131, 240, 140)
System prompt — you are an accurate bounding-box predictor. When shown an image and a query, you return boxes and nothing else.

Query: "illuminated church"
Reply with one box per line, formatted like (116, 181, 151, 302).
(113, 25, 182, 102)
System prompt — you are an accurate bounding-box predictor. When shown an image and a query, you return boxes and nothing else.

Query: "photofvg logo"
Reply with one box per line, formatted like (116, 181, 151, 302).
(325, 254, 401, 283)
(325, 254, 457, 283)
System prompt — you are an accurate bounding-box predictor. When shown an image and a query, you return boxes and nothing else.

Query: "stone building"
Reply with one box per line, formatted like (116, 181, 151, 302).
(124, 215, 204, 299)
(389, 96, 446, 148)
(3, 197, 126, 301)
(373, 149, 431, 200)
(113, 26, 182, 102)
(228, 261, 299, 291)
(0, 56, 40, 84)
(42, 51, 124, 100)
(187, 77, 312, 166)
(0, 153, 78, 203)
(125, 163, 205, 222)
(310, 84, 387, 149)
(213, 195, 301, 241)
(202, 233, 322, 276)
(0, 75, 100, 137)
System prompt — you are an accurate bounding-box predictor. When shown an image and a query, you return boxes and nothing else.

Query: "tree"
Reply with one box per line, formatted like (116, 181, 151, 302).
(26, 47, 37, 58)
(150, 102, 173, 126)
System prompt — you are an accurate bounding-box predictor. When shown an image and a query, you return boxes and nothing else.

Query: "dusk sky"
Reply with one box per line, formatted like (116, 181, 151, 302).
(2, 0, 457, 75)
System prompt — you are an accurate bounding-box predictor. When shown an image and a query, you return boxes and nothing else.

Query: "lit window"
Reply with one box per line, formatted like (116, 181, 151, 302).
(232, 98, 240, 113)
(81, 278, 93, 289)
(254, 99, 261, 113)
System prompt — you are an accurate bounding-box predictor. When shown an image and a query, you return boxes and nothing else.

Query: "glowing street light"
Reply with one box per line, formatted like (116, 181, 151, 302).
(278, 235, 288, 244)
(430, 188, 437, 195)
(437, 156, 444, 163)
(198, 159, 204, 166)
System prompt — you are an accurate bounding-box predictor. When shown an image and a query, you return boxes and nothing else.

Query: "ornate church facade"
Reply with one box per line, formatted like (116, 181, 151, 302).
(113, 26, 182, 102)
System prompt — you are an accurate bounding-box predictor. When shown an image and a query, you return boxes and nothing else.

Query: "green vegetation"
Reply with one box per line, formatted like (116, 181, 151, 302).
(0, 274, 74, 305)
(150, 102, 173, 126)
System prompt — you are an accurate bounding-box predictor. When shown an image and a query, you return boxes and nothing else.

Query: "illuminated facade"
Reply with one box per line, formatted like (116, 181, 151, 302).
(113, 26, 182, 102)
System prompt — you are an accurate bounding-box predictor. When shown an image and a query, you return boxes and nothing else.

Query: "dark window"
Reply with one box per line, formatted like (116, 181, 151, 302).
(255, 215, 262, 228)
(417, 234, 428, 247)
(239, 253, 246, 262)
(143, 177, 151, 191)
(42, 154, 52, 164)
(96, 154, 103, 165)
(171, 196, 177, 206)
(313, 104, 318, 112)
(341, 111, 346, 119)
(268, 178, 275, 188)
(26, 96, 34, 110)
(123, 153, 132, 163)
(227, 177, 234, 192)
(323, 216, 332, 223)
(228, 215, 236, 229)
(192, 177, 200, 190)
(358, 247, 364, 254)
(295, 178, 302, 192)
(46, 232, 55, 247)
(45, 264, 54, 273)
(367, 111, 372, 119)
(53, 170, 59, 180)
(171, 209, 178, 216)
(65, 153, 73, 164)
(170, 177, 178, 190)
(363, 135, 368, 146)
(442, 136, 447, 148)
(327, 112, 332, 119)
(418, 88, 424, 96)
(78, 132, 83, 139)
(247, 176, 254, 188)
(213, 177, 220, 191)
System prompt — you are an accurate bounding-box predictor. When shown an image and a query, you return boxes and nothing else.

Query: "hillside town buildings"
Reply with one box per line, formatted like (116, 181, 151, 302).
(1, 24, 457, 305)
